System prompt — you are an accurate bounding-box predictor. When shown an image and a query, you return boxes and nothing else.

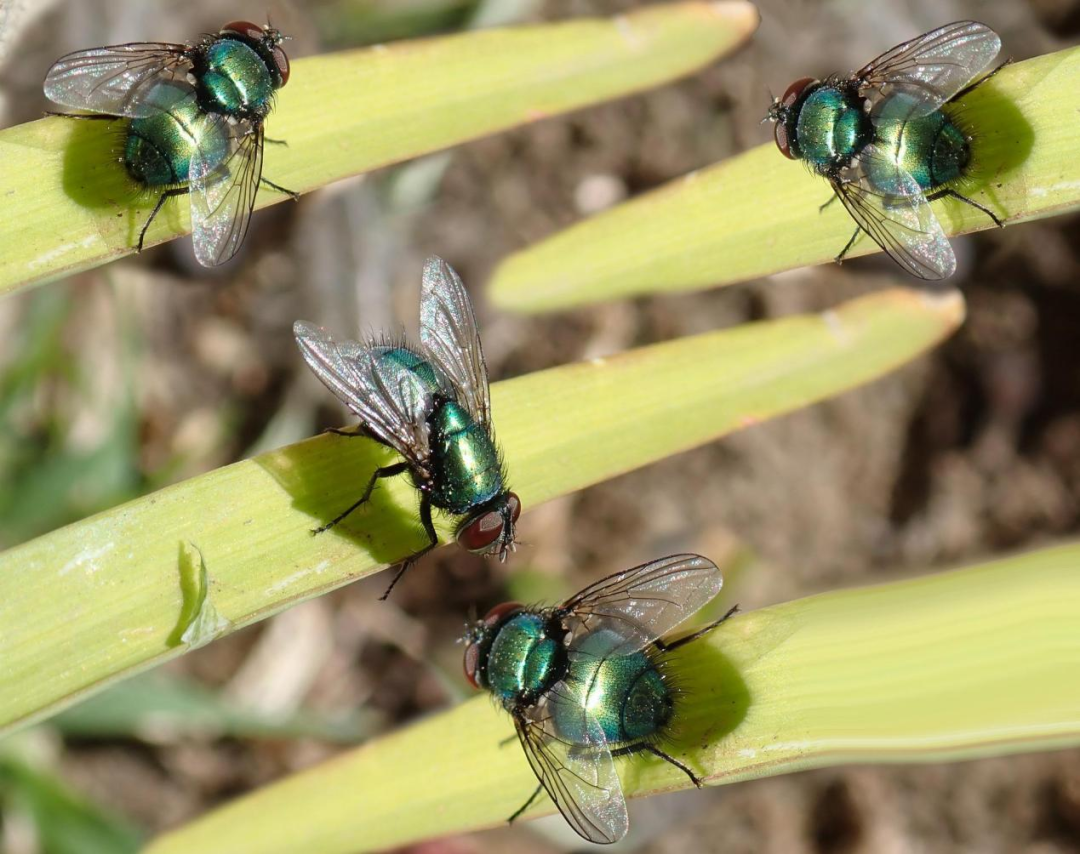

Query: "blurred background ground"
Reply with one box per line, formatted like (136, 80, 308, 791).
(1, 0, 1080, 852)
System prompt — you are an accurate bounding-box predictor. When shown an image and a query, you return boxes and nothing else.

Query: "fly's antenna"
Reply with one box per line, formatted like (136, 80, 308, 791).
(265, 12, 290, 41)
(762, 83, 779, 124)
(458, 604, 480, 643)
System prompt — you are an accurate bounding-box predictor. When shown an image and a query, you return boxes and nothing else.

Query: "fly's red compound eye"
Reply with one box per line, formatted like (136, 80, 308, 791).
(272, 45, 290, 85)
(462, 601, 521, 689)
(781, 76, 815, 108)
(772, 77, 814, 159)
(463, 642, 482, 689)
(457, 509, 505, 553)
(480, 601, 522, 628)
(774, 121, 793, 158)
(507, 492, 521, 523)
(221, 21, 265, 40)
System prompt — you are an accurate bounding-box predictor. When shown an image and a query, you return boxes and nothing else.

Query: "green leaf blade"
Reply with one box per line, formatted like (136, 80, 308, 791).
(0, 286, 961, 735)
(0, 1, 758, 295)
(488, 46, 1080, 312)
(140, 542, 1080, 854)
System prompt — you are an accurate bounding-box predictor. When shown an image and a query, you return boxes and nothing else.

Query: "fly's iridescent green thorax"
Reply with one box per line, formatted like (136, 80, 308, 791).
(789, 81, 873, 171)
(428, 400, 504, 514)
(373, 346, 505, 516)
(125, 80, 229, 186)
(196, 38, 275, 117)
(475, 610, 565, 707)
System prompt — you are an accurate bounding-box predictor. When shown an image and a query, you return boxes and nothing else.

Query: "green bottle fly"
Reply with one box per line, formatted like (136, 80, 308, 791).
(294, 258, 521, 600)
(44, 21, 295, 266)
(766, 20, 1007, 280)
(463, 554, 737, 844)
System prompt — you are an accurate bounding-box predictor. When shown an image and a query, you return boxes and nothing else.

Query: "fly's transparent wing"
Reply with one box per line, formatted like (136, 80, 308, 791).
(560, 554, 722, 657)
(294, 323, 434, 468)
(43, 43, 190, 118)
(832, 144, 955, 280)
(857, 21, 1001, 116)
(515, 696, 628, 844)
(418, 256, 492, 429)
(189, 119, 264, 267)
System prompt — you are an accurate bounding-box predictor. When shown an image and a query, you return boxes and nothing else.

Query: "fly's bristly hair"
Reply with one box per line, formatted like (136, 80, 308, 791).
(644, 642, 702, 749)
(364, 326, 411, 353)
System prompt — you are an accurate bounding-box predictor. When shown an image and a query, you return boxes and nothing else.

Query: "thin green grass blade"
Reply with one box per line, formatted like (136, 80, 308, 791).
(489, 45, 1079, 313)
(0, 286, 962, 736)
(140, 541, 1080, 854)
(0, 1, 758, 296)
(0, 753, 141, 854)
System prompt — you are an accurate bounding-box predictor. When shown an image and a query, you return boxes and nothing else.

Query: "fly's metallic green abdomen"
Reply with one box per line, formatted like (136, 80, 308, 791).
(872, 96, 970, 192)
(553, 628, 672, 745)
(794, 84, 873, 171)
(428, 400, 503, 514)
(198, 38, 275, 117)
(124, 80, 229, 187)
(485, 612, 561, 706)
(377, 346, 443, 394)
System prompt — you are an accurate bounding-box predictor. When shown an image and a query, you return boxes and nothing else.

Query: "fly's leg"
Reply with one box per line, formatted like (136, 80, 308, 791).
(312, 461, 409, 536)
(325, 426, 364, 438)
(654, 605, 740, 653)
(949, 59, 1012, 102)
(264, 137, 288, 146)
(378, 492, 438, 600)
(611, 743, 704, 788)
(139, 188, 189, 252)
(45, 111, 118, 121)
(259, 176, 300, 201)
(819, 192, 840, 213)
(508, 784, 544, 824)
(926, 188, 1004, 228)
(835, 227, 862, 264)
(48, 111, 188, 255)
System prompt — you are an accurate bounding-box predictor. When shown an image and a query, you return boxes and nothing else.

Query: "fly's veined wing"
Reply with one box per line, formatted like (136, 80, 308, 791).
(515, 693, 628, 844)
(418, 257, 492, 430)
(43, 43, 190, 118)
(857, 21, 1000, 117)
(293, 323, 434, 469)
(189, 119, 264, 267)
(560, 554, 722, 658)
(831, 144, 955, 280)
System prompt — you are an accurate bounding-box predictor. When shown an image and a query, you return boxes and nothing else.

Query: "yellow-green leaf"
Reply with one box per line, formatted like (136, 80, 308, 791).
(141, 541, 1080, 854)
(0, 1, 758, 296)
(489, 45, 1079, 312)
(0, 286, 961, 736)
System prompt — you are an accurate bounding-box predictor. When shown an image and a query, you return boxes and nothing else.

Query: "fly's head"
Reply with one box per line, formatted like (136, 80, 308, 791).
(766, 76, 817, 160)
(461, 601, 523, 690)
(456, 491, 521, 562)
(220, 21, 291, 89)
